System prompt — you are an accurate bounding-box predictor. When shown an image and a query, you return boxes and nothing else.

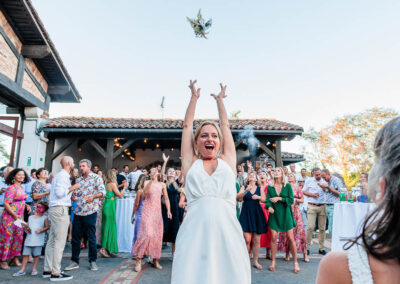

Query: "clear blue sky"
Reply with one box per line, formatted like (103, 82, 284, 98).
(32, 0, 400, 152)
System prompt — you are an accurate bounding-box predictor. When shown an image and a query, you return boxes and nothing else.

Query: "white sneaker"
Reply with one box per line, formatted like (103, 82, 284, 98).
(63, 262, 79, 271)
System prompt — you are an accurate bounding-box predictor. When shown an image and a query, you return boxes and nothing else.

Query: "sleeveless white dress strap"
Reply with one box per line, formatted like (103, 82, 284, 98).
(346, 245, 374, 284)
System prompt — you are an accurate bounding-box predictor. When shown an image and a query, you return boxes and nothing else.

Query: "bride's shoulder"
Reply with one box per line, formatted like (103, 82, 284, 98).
(219, 155, 236, 175)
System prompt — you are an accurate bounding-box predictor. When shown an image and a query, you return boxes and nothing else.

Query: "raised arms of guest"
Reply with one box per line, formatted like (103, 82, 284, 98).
(181, 80, 236, 175)
(161, 153, 169, 182)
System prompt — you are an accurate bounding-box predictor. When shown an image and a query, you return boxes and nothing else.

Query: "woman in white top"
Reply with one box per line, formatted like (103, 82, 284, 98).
(316, 117, 400, 284)
(171, 80, 250, 284)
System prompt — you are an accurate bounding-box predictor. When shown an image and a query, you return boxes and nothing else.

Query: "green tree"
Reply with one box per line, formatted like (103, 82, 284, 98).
(302, 108, 398, 187)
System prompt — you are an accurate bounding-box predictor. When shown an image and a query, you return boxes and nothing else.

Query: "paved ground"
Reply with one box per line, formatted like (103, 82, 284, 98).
(0, 240, 329, 283)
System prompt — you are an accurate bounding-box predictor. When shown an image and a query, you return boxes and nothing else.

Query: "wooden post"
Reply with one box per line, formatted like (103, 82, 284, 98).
(105, 139, 114, 170)
(45, 138, 55, 171)
(275, 140, 283, 167)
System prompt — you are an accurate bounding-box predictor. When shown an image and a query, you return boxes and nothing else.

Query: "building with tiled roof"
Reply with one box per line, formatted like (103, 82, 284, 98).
(43, 116, 304, 172)
(0, 0, 80, 169)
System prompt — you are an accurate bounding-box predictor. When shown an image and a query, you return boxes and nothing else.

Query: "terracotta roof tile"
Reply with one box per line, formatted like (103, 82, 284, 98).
(44, 117, 303, 132)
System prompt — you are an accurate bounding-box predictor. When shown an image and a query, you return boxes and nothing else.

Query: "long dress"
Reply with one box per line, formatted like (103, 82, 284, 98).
(162, 183, 180, 243)
(171, 158, 251, 284)
(132, 199, 144, 248)
(0, 185, 27, 261)
(265, 183, 296, 232)
(131, 182, 163, 259)
(101, 188, 118, 253)
(278, 185, 307, 252)
(260, 185, 271, 248)
(239, 186, 267, 234)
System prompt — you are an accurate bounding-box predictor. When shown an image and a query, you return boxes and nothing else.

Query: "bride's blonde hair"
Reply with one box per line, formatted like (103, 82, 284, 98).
(193, 120, 223, 157)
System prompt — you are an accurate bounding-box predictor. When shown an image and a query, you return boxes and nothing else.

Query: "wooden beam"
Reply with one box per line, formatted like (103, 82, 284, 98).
(48, 85, 71, 95)
(0, 122, 24, 139)
(15, 55, 25, 86)
(105, 139, 114, 170)
(45, 139, 55, 171)
(113, 139, 136, 159)
(275, 140, 283, 167)
(51, 139, 76, 161)
(258, 143, 276, 161)
(87, 139, 106, 158)
(21, 45, 51, 59)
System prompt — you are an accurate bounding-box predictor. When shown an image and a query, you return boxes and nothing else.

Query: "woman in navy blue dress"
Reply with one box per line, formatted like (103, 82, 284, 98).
(237, 171, 267, 270)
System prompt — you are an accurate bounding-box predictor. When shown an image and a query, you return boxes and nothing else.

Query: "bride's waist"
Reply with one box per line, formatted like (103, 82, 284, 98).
(187, 195, 235, 208)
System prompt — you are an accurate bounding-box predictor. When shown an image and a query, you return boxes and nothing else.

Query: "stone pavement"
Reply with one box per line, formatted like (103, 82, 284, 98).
(0, 239, 329, 283)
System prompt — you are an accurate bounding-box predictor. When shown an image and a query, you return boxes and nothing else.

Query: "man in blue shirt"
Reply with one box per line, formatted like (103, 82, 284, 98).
(321, 169, 346, 237)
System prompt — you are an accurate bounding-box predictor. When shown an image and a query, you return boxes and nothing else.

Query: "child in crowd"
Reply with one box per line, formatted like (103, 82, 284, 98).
(13, 202, 50, 277)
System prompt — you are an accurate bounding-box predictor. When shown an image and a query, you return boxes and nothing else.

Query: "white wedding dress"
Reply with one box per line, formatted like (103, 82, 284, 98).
(171, 158, 251, 284)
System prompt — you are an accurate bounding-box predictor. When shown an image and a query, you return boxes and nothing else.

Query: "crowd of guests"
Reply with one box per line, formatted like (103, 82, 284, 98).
(0, 154, 371, 280)
(234, 160, 364, 274)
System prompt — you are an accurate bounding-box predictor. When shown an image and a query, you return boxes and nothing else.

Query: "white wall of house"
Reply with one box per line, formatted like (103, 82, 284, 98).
(18, 108, 47, 170)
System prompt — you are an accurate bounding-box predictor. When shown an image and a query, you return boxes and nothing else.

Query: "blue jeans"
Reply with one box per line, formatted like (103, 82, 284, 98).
(326, 204, 335, 237)
(71, 213, 97, 264)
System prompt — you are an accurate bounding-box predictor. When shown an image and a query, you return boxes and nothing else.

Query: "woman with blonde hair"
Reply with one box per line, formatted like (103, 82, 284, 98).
(278, 173, 308, 263)
(265, 167, 299, 273)
(99, 169, 125, 257)
(171, 80, 250, 284)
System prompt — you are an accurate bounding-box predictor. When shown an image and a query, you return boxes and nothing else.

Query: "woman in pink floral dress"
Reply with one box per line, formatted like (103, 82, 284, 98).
(132, 167, 172, 272)
(278, 173, 309, 262)
(0, 168, 30, 270)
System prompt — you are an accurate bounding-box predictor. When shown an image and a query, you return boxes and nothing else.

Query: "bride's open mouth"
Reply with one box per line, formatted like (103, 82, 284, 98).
(205, 144, 215, 154)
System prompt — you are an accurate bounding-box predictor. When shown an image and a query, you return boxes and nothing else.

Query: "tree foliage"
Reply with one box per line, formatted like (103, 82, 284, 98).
(302, 108, 398, 187)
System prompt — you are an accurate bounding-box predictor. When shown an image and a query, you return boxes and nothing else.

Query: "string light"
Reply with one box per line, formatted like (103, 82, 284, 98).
(114, 138, 135, 161)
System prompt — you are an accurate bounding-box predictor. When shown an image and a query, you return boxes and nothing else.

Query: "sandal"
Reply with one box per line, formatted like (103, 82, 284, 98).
(152, 262, 163, 270)
(13, 271, 26, 277)
(99, 248, 110, 258)
(134, 260, 142, 272)
(268, 260, 276, 271)
(0, 263, 10, 270)
(31, 270, 38, 276)
(304, 256, 310, 263)
(284, 256, 290, 262)
(253, 262, 263, 270)
(294, 262, 300, 274)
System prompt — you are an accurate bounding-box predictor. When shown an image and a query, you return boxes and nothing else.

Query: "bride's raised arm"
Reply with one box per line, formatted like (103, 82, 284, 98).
(211, 83, 236, 173)
(181, 80, 200, 175)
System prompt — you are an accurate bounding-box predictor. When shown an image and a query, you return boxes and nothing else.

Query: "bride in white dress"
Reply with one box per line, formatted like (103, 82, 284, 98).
(171, 80, 251, 284)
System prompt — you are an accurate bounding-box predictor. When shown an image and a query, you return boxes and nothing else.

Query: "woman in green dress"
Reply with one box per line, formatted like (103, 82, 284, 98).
(265, 167, 299, 273)
(99, 169, 125, 257)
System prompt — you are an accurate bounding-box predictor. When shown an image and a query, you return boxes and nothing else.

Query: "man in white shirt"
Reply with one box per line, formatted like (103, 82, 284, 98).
(44, 156, 80, 281)
(128, 165, 144, 189)
(289, 163, 302, 184)
(303, 168, 328, 255)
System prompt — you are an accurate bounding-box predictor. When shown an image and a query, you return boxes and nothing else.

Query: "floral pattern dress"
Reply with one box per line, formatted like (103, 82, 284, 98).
(31, 181, 50, 215)
(132, 182, 163, 259)
(0, 185, 27, 261)
(278, 185, 307, 252)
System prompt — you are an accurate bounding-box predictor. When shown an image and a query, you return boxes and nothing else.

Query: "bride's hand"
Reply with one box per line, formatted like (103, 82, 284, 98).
(210, 83, 227, 101)
(189, 80, 200, 99)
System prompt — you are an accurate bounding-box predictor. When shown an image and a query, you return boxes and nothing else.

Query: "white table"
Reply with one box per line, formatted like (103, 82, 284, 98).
(331, 202, 376, 251)
(116, 198, 136, 252)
